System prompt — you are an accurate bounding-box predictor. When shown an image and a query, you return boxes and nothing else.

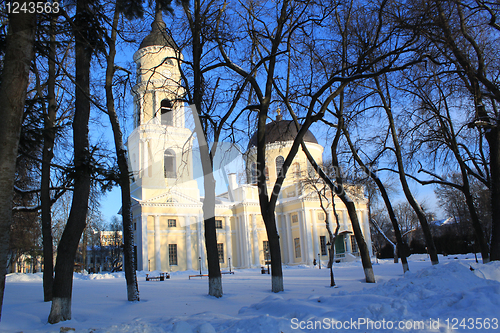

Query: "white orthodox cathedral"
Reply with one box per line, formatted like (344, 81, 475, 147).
(127, 11, 373, 272)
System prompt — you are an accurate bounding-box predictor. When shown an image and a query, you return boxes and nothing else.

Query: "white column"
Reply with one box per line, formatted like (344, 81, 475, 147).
(252, 214, 260, 267)
(141, 214, 148, 271)
(235, 216, 242, 267)
(345, 210, 352, 254)
(363, 210, 373, 256)
(224, 216, 232, 268)
(343, 209, 348, 230)
(286, 214, 294, 263)
(154, 215, 161, 271)
(312, 210, 319, 260)
(142, 139, 148, 178)
(298, 211, 308, 264)
(197, 214, 205, 271)
(239, 216, 244, 267)
(185, 215, 193, 270)
(201, 215, 207, 271)
(241, 213, 251, 268)
(279, 214, 288, 263)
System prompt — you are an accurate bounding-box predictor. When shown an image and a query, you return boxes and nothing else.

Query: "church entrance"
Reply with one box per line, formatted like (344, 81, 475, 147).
(334, 234, 345, 254)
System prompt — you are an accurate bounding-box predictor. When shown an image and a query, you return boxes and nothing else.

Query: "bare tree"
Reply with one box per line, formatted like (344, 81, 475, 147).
(301, 117, 376, 283)
(0, 2, 37, 319)
(342, 125, 410, 272)
(40, 12, 57, 302)
(396, 67, 491, 263)
(395, 0, 500, 260)
(370, 75, 439, 265)
(48, 0, 97, 323)
(215, 0, 425, 288)
(104, 2, 139, 302)
(302, 174, 340, 287)
(181, 0, 225, 298)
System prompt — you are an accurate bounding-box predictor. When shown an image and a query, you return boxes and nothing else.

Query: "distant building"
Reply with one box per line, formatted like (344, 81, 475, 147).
(127, 10, 373, 272)
(83, 230, 123, 273)
(100, 230, 123, 247)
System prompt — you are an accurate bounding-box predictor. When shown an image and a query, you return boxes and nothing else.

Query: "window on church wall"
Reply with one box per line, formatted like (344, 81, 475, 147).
(275, 156, 284, 177)
(250, 162, 257, 184)
(307, 160, 315, 178)
(291, 214, 298, 223)
(320, 236, 327, 256)
(160, 99, 173, 126)
(293, 162, 301, 178)
(169, 244, 178, 265)
(164, 149, 176, 178)
(263, 240, 270, 260)
(217, 243, 224, 263)
(134, 100, 141, 127)
(136, 63, 141, 83)
(265, 166, 269, 181)
(215, 219, 223, 229)
(350, 235, 358, 253)
(168, 219, 176, 228)
(317, 212, 325, 221)
(294, 238, 301, 258)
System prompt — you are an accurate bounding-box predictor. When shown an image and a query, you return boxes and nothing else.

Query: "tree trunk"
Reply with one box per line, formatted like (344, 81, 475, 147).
(331, 111, 375, 282)
(41, 13, 57, 302)
(48, 0, 93, 323)
(265, 211, 284, 292)
(375, 180, 409, 271)
(326, 207, 340, 287)
(0, 4, 36, 320)
(183, 0, 223, 298)
(201, 179, 223, 298)
(456, 161, 490, 263)
(376, 77, 439, 265)
(255, 103, 285, 292)
(343, 129, 409, 272)
(196, 127, 223, 297)
(487, 128, 500, 261)
(340, 196, 376, 283)
(301, 138, 375, 283)
(105, 6, 140, 301)
(191, 106, 223, 298)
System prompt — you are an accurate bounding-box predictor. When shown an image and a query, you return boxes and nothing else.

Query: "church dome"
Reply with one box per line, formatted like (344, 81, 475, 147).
(139, 9, 179, 50)
(247, 120, 318, 149)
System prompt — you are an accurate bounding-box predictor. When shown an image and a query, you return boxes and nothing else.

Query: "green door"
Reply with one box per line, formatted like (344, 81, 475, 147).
(334, 235, 345, 254)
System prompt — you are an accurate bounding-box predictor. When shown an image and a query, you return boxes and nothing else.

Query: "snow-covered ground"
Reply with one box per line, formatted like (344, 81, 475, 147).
(1, 254, 499, 332)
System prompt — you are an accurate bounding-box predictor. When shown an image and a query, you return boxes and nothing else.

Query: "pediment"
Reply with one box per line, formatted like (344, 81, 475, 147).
(144, 190, 200, 204)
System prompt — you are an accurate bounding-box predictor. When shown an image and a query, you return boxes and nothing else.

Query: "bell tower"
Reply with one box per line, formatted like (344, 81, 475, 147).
(127, 7, 199, 202)
(132, 8, 184, 128)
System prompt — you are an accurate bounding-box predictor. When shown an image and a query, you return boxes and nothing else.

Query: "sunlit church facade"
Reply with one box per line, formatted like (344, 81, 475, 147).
(126, 11, 373, 272)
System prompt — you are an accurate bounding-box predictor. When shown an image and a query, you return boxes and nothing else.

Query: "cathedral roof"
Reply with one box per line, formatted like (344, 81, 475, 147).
(139, 9, 179, 50)
(247, 120, 318, 149)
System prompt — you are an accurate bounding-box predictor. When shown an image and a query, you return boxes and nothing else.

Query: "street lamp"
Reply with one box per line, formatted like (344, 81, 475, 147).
(326, 241, 332, 263)
(318, 253, 321, 269)
(198, 256, 202, 275)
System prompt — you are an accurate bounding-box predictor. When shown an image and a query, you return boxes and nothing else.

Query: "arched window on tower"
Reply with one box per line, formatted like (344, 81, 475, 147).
(161, 99, 173, 126)
(164, 149, 176, 178)
(307, 159, 315, 178)
(293, 162, 301, 179)
(275, 155, 284, 178)
(250, 162, 257, 184)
